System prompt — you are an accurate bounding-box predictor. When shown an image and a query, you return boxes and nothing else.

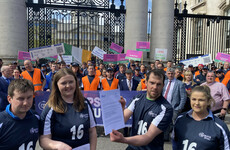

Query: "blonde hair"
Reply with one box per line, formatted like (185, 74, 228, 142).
(183, 71, 196, 86)
(191, 85, 215, 109)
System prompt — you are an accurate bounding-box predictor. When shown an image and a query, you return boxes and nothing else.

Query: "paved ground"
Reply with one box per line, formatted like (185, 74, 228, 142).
(36, 114, 230, 150)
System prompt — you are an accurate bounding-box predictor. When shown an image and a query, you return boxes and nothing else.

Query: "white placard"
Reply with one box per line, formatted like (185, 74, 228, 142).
(53, 43, 65, 54)
(180, 54, 212, 68)
(72, 46, 83, 65)
(58, 55, 72, 65)
(99, 89, 125, 135)
(154, 48, 167, 61)
(29, 46, 57, 60)
(92, 46, 107, 60)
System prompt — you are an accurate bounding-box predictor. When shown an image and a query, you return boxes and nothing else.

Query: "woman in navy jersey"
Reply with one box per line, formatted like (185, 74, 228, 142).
(173, 85, 230, 150)
(40, 68, 97, 150)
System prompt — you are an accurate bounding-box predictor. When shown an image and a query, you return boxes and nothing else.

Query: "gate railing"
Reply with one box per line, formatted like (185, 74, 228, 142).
(26, 0, 126, 53)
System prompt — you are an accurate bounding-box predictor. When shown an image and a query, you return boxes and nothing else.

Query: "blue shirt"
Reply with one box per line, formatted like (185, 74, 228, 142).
(173, 110, 230, 150)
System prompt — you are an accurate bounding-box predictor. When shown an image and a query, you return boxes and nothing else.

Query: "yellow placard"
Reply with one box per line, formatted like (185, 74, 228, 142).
(82, 49, 91, 63)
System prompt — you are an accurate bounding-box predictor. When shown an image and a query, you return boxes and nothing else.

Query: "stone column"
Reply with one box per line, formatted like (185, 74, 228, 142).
(0, 0, 27, 64)
(124, 0, 148, 61)
(150, 0, 174, 62)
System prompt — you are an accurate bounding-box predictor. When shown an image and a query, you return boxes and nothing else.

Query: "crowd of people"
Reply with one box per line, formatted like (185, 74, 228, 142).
(0, 57, 230, 149)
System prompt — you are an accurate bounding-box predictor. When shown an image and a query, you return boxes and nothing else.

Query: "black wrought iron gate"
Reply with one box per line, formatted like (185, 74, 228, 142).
(26, 0, 126, 53)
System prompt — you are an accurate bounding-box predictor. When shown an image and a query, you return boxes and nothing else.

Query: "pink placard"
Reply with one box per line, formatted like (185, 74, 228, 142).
(109, 43, 123, 54)
(117, 54, 128, 61)
(18, 51, 32, 60)
(125, 50, 143, 59)
(103, 54, 118, 62)
(215, 53, 230, 62)
(136, 41, 150, 49)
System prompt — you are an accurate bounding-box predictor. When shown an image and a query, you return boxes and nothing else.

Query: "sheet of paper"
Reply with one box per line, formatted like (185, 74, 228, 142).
(29, 46, 57, 60)
(99, 89, 125, 135)
(72, 46, 83, 65)
(92, 46, 107, 59)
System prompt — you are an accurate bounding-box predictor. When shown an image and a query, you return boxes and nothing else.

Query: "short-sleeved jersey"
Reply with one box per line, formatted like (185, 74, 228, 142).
(40, 99, 96, 149)
(127, 93, 173, 150)
(173, 110, 230, 150)
(0, 105, 39, 150)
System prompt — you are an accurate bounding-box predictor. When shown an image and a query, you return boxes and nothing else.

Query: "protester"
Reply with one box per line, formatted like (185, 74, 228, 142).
(81, 64, 101, 90)
(130, 64, 136, 74)
(119, 69, 139, 91)
(175, 67, 183, 81)
(173, 85, 230, 150)
(101, 67, 119, 91)
(133, 67, 144, 82)
(115, 64, 126, 81)
(195, 66, 208, 85)
(150, 62, 155, 70)
(110, 69, 173, 149)
(155, 60, 160, 69)
(215, 69, 230, 92)
(21, 60, 45, 92)
(194, 64, 204, 77)
(136, 77, 147, 91)
(99, 68, 107, 82)
(182, 70, 197, 112)
(222, 62, 230, 75)
(44, 63, 58, 91)
(201, 71, 230, 120)
(0, 79, 39, 149)
(71, 62, 83, 86)
(0, 66, 14, 111)
(81, 62, 88, 76)
(164, 60, 173, 72)
(13, 69, 21, 79)
(163, 67, 187, 141)
(39, 68, 97, 150)
(140, 64, 146, 77)
(157, 63, 164, 70)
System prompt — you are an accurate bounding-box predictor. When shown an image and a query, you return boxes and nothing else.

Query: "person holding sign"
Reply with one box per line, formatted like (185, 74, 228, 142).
(39, 68, 97, 150)
(110, 69, 173, 150)
(172, 86, 230, 150)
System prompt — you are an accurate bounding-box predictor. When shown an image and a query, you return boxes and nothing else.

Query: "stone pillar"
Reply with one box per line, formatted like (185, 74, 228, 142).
(150, 0, 174, 62)
(124, 0, 148, 62)
(0, 0, 27, 64)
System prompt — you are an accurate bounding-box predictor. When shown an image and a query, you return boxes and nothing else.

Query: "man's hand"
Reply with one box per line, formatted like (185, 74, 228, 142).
(110, 130, 125, 143)
(119, 96, 126, 111)
(220, 109, 227, 116)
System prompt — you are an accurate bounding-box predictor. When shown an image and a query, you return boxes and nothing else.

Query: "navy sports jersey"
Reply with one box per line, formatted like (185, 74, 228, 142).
(173, 110, 230, 150)
(40, 99, 96, 149)
(0, 104, 39, 150)
(127, 93, 173, 150)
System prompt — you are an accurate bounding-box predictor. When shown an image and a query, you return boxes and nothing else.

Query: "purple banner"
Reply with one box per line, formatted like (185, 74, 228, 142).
(109, 43, 123, 54)
(35, 91, 146, 126)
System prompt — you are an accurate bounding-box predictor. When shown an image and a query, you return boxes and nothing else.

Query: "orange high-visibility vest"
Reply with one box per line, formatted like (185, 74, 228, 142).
(21, 68, 42, 92)
(96, 70, 101, 76)
(215, 77, 230, 87)
(82, 76, 100, 91)
(164, 68, 167, 72)
(195, 70, 200, 77)
(101, 78, 119, 91)
(141, 78, 146, 89)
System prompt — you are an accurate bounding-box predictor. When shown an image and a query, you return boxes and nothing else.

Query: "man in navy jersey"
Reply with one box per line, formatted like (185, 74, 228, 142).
(0, 79, 39, 149)
(110, 69, 173, 150)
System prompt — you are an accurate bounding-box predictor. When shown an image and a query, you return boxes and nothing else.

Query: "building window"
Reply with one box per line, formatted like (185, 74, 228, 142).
(226, 9, 230, 49)
(194, 19, 203, 52)
(197, 0, 203, 3)
(178, 0, 182, 13)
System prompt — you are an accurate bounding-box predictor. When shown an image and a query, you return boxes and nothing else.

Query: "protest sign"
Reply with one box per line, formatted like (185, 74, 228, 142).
(125, 50, 143, 61)
(154, 48, 167, 61)
(72, 46, 83, 65)
(92, 46, 107, 60)
(82, 49, 91, 63)
(136, 41, 150, 52)
(109, 43, 123, 54)
(35, 91, 145, 126)
(117, 54, 129, 63)
(180, 54, 212, 67)
(18, 51, 31, 60)
(215, 53, 230, 63)
(58, 55, 72, 65)
(103, 54, 118, 64)
(53, 43, 65, 54)
(29, 46, 57, 60)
